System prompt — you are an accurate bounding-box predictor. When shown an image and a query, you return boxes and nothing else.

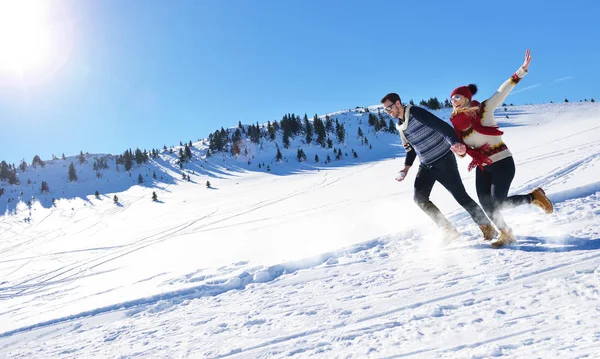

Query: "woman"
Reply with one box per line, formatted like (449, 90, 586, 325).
(449, 49, 553, 248)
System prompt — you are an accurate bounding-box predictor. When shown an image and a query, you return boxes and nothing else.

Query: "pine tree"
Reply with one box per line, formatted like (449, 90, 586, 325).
(178, 148, 186, 168)
(297, 148, 307, 162)
(313, 115, 326, 147)
(388, 119, 396, 133)
(378, 112, 387, 130)
(335, 148, 342, 160)
(368, 113, 379, 129)
(78, 151, 86, 164)
(206, 180, 211, 188)
(121, 150, 133, 171)
(133, 148, 147, 165)
(232, 128, 242, 143)
(565, 98, 569, 103)
(32, 155, 45, 168)
(592, 98, 596, 103)
(68, 162, 77, 182)
(325, 115, 333, 133)
(138, 174, 143, 184)
(304, 117, 313, 145)
(95, 190, 100, 199)
(152, 191, 158, 201)
(52, 197, 56, 205)
(61, 153, 66, 160)
(2, 163, 19, 185)
(40, 181, 49, 194)
(426, 97, 442, 110)
(267, 121, 275, 141)
(315, 154, 319, 163)
(276, 147, 283, 162)
(282, 127, 291, 149)
(335, 123, 345, 143)
(357, 127, 364, 138)
(113, 195, 118, 203)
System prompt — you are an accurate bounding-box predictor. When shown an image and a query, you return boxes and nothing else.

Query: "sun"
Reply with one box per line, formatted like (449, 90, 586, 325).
(0, 0, 52, 74)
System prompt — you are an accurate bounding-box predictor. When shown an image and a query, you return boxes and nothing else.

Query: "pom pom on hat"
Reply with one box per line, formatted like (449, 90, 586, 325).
(451, 84, 478, 101)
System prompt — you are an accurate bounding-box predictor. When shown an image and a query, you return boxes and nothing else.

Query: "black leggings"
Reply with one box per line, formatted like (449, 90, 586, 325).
(414, 152, 491, 228)
(475, 156, 532, 229)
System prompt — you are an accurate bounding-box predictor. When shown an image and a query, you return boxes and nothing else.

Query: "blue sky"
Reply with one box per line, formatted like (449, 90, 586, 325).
(1, 0, 599, 165)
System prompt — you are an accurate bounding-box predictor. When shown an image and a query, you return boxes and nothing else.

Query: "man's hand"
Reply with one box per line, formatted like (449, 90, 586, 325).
(395, 166, 410, 182)
(451, 143, 467, 156)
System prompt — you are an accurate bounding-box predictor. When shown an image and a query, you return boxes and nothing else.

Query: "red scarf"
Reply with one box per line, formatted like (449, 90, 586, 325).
(451, 101, 504, 171)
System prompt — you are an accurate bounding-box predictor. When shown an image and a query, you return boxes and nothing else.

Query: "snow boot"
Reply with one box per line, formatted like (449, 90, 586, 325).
(491, 228, 516, 248)
(530, 187, 553, 214)
(479, 224, 498, 241)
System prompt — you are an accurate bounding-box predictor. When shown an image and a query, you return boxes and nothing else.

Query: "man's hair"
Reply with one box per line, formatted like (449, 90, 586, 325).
(381, 93, 401, 104)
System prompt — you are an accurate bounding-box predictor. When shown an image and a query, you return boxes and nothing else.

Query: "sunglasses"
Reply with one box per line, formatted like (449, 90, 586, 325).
(383, 103, 395, 112)
(450, 94, 462, 102)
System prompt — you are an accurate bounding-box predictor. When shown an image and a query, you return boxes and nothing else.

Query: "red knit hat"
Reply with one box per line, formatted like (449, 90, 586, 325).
(451, 84, 478, 101)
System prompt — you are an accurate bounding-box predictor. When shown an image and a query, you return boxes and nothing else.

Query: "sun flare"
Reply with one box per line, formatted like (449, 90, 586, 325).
(0, 0, 52, 74)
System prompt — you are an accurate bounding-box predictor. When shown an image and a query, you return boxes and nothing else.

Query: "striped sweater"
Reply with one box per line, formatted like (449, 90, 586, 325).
(451, 66, 528, 170)
(395, 106, 460, 166)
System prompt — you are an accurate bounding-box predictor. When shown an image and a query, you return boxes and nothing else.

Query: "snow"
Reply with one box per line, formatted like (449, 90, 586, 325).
(1, 102, 600, 358)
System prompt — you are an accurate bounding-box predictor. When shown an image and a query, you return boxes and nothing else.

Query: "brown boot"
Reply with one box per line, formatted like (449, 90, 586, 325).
(530, 187, 553, 214)
(491, 228, 516, 248)
(479, 224, 498, 241)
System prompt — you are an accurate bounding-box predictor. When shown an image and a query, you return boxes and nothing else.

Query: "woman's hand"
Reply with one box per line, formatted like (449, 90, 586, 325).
(522, 49, 532, 72)
(451, 143, 467, 156)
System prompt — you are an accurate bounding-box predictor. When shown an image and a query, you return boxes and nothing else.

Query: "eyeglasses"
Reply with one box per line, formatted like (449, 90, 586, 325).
(450, 94, 462, 102)
(383, 103, 395, 112)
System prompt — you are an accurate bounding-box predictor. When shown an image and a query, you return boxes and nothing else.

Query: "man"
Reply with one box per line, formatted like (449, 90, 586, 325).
(381, 93, 496, 241)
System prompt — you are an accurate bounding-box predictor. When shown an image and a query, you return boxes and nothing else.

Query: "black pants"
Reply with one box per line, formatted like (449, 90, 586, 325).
(475, 156, 531, 229)
(414, 152, 491, 228)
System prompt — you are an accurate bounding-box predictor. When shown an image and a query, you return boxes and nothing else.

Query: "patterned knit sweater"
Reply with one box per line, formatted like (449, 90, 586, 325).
(450, 66, 528, 170)
(395, 106, 460, 167)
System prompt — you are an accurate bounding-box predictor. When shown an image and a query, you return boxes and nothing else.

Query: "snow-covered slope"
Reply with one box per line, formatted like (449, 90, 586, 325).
(1, 102, 600, 358)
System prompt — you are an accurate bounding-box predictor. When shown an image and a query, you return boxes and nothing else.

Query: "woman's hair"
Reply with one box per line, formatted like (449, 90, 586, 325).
(451, 103, 479, 118)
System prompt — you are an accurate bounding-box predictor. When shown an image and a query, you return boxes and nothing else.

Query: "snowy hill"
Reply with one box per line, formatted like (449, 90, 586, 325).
(1, 102, 600, 358)
(1, 106, 406, 215)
